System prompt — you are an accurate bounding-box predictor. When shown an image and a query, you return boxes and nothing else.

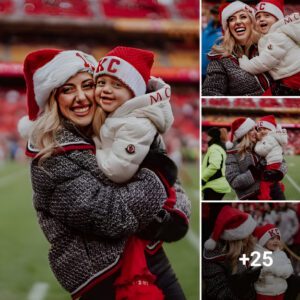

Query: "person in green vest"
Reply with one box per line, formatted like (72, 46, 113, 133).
(202, 127, 231, 200)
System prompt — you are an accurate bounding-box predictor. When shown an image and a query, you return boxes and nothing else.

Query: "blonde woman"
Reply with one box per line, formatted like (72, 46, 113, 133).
(225, 117, 286, 200)
(202, 205, 260, 300)
(18, 49, 190, 300)
(202, 1, 271, 96)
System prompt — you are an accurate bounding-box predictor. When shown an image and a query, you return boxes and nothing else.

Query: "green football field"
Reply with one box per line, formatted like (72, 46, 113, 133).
(0, 160, 199, 300)
(222, 155, 300, 200)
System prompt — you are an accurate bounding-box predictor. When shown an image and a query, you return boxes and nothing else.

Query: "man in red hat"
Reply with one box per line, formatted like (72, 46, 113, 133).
(239, 0, 300, 95)
(255, 115, 288, 200)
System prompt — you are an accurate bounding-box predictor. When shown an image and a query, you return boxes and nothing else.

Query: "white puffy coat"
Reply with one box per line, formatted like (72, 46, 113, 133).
(96, 77, 174, 183)
(239, 12, 300, 80)
(254, 130, 288, 165)
(254, 244, 293, 296)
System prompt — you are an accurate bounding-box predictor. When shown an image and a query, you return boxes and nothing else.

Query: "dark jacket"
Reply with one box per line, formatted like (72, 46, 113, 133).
(225, 144, 287, 200)
(202, 47, 271, 96)
(203, 245, 258, 300)
(27, 125, 190, 298)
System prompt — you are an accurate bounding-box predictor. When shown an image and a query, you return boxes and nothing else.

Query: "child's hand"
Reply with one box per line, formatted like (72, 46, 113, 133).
(238, 55, 250, 68)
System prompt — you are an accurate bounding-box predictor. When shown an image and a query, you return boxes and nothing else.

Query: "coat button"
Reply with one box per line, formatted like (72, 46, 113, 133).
(126, 144, 135, 154)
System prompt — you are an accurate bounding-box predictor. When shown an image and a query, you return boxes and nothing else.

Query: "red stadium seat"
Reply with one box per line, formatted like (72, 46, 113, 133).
(24, 0, 92, 17)
(101, 0, 170, 19)
(175, 0, 199, 19)
(0, 0, 14, 14)
(259, 98, 281, 108)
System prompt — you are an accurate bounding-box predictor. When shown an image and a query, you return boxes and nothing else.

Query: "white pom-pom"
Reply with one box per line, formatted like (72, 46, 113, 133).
(225, 141, 234, 149)
(204, 238, 217, 250)
(18, 115, 34, 139)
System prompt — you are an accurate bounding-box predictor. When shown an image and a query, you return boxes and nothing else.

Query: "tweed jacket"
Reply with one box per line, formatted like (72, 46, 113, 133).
(239, 13, 300, 80)
(96, 77, 173, 183)
(253, 244, 293, 296)
(27, 124, 190, 299)
(202, 47, 271, 96)
(225, 144, 287, 200)
(202, 245, 256, 300)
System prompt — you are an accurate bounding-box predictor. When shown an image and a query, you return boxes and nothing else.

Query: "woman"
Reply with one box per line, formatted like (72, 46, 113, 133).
(202, 127, 231, 200)
(225, 117, 286, 200)
(202, 205, 260, 300)
(202, 1, 271, 96)
(18, 49, 190, 300)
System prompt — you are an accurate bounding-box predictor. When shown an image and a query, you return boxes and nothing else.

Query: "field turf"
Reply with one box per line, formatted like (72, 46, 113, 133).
(0, 160, 199, 300)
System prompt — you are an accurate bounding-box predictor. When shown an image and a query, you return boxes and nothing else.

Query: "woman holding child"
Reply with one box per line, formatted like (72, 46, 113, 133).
(225, 116, 287, 200)
(18, 48, 190, 299)
(202, 0, 300, 96)
(202, 1, 271, 96)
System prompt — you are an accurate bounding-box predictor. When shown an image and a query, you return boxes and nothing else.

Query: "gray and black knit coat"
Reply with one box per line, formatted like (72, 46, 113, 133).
(225, 144, 287, 200)
(202, 47, 271, 96)
(26, 125, 191, 299)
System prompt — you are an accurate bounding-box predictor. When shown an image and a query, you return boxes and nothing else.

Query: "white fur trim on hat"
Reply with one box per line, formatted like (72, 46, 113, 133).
(33, 50, 97, 114)
(94, 56, 146, 97)
(222, 1, 254, 30)
(225, 141, 234, 149)
(222, 215, 257, 241)
(259, 227, 281, 246)
(234, 118, 256, 140)
(257, 120, 276, 131)
(18, 115, 35, 139)
(256, 2, 284, 20)
(204, 238, 217, 250)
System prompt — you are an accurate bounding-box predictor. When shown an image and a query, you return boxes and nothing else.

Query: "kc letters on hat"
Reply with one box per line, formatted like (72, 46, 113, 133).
(94, 46, 154, 97)
(256, 0, 284, 20)
(253, 224, 280, 246)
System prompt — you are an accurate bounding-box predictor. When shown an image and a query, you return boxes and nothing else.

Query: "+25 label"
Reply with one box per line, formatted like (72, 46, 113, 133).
(239, 251, 273, 267)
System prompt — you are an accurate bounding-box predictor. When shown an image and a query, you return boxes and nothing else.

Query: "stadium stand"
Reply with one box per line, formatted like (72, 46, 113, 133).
(24, 0, 92, 17)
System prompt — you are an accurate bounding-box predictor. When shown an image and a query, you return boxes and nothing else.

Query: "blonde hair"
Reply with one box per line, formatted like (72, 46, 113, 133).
(92, 105, 107, 136)
(212, 10, 260, 58)
(30, 93, 62, 164)
(237, 132, 255, 159)
(226, 235, 256, 273)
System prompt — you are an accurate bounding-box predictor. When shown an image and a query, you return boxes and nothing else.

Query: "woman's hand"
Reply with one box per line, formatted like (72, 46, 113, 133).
(263, 169, 284, 181)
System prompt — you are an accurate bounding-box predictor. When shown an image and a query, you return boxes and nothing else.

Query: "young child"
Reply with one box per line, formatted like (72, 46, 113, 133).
(253, 224, 293, 300)
(255, 115, 288, 200)
(238, 0, 300, 94)
(93, 46, 189, 299)
(93, 46, 177, 185)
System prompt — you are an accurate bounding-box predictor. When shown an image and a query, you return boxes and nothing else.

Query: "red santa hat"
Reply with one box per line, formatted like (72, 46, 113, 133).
(204, 206, 257, 250)
(18, 49, 97, 138)
(94, 46, 154, 97)
(255, 0, 284, 20)
(226, 117, 256, 149)
(253, 224, 281, 247)
(257, 115, 277, 131)
(219, 1, 254, 31)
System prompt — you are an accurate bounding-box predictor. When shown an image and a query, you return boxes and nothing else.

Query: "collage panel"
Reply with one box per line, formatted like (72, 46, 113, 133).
(201, 97, 300, 201)
(0, 1, 200, 300)
(201, 0, 300, 97)
(202, 202, 300, 300)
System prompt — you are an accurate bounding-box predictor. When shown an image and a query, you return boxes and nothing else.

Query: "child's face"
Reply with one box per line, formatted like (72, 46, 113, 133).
(95, 75, 134, 113)
(255, 12, 278, 34)
(258, 127, 271, 137)
(264, 236, 281, 251)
